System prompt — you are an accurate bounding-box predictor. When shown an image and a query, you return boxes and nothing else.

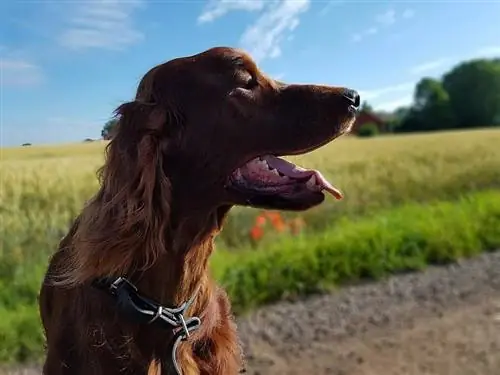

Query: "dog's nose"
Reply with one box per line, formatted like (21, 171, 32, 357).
(342, 88, 360, 108)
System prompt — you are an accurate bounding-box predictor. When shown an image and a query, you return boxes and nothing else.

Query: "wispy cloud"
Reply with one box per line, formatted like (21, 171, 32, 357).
(375, 95, 413, 112)
(58, 0, 144, 51)
(409, 58, 451, 75)
(351, 8, 415, 43)
(351, 27, 378, 43)
(197, 0, 309, 62)
(0, 57, 44, 87)
(239, 0, 310, 62)
(476, 46, 500, 57)
(375, 9, 396, 26)
(318, 0, 346, 17)
(359, 82, 414, 101)
(272, 72, 286, 80)
(408, 46, 499, 77)
(197, 0, 265, 23)
(371, 44, 494, 111)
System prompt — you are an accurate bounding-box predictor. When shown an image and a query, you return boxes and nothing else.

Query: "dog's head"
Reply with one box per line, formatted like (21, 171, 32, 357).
(109, 46, 359, 220)
(57, 46, 361, 285)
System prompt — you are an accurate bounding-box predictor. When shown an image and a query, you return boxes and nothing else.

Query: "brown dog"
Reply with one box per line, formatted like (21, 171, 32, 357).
(38, 46, 360, 375)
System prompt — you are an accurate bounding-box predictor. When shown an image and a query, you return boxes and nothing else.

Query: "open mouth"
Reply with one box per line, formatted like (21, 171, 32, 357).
(227, 154, 343, 202)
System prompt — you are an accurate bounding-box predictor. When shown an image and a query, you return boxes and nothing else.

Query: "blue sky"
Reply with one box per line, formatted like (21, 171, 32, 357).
(1, 0, 499, 147)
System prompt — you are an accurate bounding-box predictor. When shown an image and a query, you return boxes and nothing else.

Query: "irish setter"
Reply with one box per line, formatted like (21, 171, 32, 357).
(38, 46, 360, 375)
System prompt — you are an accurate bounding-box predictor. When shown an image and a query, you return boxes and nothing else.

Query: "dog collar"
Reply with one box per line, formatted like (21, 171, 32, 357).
(92, 276, 201, 375)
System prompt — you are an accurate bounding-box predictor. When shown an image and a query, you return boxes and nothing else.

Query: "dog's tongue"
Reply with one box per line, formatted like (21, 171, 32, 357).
(263, 155, 343, 199)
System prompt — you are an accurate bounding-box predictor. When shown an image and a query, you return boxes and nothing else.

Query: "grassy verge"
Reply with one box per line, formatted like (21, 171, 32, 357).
(213, 190, 500, 314)
(2, 190, 499, 363)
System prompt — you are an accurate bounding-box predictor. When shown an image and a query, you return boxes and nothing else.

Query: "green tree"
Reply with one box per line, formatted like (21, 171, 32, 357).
(396, 78, 455, 132)
(387, 106, 410, 132)
(443, 58, 500, 128)
(360, 101, 374, 112)
(101, 118, 118, 140)
(414, 77, 456, 130)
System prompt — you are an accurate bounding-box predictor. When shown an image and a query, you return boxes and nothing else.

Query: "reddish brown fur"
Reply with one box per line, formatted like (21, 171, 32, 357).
(39, 46, 358, 375)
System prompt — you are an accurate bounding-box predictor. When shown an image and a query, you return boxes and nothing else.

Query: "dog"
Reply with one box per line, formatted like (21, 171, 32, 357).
(39, 46, 360, 375)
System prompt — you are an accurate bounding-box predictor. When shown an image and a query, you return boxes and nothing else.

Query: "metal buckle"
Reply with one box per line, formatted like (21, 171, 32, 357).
(177, 313, 190, 340)
(109, 277, 137, 295)
(147, 305, 163, 324)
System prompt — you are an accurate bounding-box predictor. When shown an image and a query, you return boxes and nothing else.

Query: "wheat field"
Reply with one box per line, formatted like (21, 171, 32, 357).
(2, 128, 500, 257)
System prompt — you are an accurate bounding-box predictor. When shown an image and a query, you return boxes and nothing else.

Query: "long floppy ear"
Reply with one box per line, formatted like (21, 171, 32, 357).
(54, 100, 179, 286)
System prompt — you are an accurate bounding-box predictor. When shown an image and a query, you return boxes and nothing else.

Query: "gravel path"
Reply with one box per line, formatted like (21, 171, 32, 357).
(237, 251, 500, 374)
(3, 251, 500, 375)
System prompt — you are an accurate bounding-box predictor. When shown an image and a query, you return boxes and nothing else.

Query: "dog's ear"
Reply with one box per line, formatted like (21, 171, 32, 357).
(54, 100, 182, 286)
(104, 100, 173, 210)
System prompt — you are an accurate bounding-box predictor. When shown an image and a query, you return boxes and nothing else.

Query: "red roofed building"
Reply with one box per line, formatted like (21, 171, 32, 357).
(350, 110, 389, 135)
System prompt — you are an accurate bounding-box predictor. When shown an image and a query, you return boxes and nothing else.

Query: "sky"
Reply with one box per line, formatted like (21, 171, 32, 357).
(1, 0, 499, 147)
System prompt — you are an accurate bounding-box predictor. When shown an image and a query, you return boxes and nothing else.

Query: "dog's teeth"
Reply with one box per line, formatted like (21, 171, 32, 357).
(234, 169, 243, 180)
(306, 175, 320, 190)
(270, 168, 280, 176)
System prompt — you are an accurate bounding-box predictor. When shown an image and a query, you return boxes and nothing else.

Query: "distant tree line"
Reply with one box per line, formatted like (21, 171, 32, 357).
(390, 57, 500, 133)
(100, 58, 500, 139)
(101, 118, 118, 140)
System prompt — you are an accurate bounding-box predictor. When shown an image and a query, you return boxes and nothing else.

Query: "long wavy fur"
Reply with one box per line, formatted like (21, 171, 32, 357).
(52, 100, 175, 287)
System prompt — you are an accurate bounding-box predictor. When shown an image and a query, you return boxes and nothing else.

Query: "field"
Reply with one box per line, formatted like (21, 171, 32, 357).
(1, 128, 500, 365)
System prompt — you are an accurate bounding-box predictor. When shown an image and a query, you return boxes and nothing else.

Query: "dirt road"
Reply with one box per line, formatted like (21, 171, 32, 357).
(237, 251, 500, 375)
(4, 252, 500, 375)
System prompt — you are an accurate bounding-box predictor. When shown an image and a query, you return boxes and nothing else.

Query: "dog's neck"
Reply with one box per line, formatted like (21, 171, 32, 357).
(130, 206, 228, 307)
(62, 174, 231, 311)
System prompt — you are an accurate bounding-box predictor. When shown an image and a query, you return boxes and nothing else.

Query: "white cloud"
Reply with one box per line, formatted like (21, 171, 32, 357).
(359, 82, 414, 101)
(351, 27, 378, 43)
(375, 9, 396, 26)
(408, 46, 499, 78)
(239, 0, 310, 62)
(375, 95, 413, 112)
(367, 44, 496, 112)
(352, 8, 414, 43)
(318, 0, 346, 17)
(409, 58, 451, 75)
(58, 0, 144, 51)
(476, 46, 500, 57)
(0, 57, 44, 87)
(272, 72, 286, 80)
(198, 0, 265, 23)
(402, 9, 415, 19)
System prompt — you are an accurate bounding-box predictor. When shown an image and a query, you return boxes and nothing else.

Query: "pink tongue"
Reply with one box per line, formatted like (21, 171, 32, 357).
(263, 155, 314, 179)
(263, 155, 343, 199)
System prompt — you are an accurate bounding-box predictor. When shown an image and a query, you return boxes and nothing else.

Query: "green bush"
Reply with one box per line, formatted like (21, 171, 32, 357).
(357, 122, 380, 137)
(0, 305, 44, 363)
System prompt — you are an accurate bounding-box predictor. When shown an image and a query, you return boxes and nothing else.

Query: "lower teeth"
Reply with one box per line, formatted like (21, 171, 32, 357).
(305, 175, 321, 191)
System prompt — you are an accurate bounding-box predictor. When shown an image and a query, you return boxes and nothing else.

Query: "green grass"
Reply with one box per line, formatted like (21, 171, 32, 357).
(1, 128, 500, 363)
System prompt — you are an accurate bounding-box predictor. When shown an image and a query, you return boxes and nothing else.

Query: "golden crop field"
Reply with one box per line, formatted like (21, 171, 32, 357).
(1, 128, 500, 258)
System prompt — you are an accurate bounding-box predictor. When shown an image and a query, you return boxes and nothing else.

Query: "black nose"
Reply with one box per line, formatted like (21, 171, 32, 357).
(342, 88, 360, 108)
